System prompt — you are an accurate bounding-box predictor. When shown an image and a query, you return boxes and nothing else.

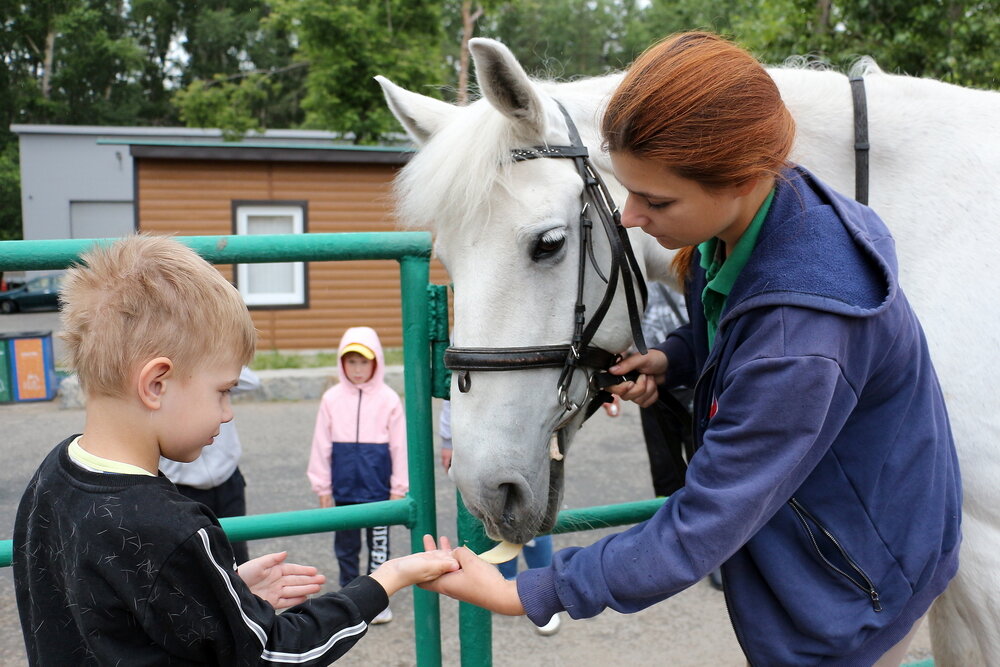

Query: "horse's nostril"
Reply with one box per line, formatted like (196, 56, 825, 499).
(499, 482, 519, 526)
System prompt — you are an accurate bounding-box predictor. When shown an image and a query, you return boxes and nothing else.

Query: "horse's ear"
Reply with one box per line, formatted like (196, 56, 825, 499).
(469, 38, 547, 138)
(375, 75, 458, 146)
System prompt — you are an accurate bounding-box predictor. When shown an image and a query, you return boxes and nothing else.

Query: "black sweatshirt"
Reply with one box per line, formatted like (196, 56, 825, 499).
(14, 436, 389, 666)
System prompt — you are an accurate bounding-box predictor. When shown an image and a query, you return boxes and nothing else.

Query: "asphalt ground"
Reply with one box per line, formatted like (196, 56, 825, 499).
(0, 311, 934, 666)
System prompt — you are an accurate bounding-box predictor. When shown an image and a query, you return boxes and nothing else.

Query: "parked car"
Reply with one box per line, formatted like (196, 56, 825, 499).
(0, 273, 64, 314)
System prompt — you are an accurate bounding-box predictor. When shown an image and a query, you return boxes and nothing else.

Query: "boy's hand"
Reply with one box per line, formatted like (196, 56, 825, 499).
(238, 551, 326, 610)
(418, 537, 525, 616)
(607, 350, 669, 408)
(319, 494, 333, 508)
(369, 535, 459, 597)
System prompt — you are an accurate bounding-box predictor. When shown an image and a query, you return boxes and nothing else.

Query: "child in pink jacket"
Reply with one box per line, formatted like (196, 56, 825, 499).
(308, 326, 408, 624)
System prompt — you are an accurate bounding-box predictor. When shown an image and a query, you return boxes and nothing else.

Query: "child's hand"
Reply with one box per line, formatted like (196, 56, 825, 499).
(238, 551, 326, 610)
(319, 494, 333, 508)
(369, 535, 459, 596)
(418, 537, 525, 616)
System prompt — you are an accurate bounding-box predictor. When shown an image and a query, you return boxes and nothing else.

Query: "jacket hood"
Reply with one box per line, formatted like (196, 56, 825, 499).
(723, 166, 898, 327)
(337, 326, 387, 389)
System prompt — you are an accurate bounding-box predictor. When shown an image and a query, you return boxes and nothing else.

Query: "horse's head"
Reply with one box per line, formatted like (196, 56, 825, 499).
(378, 39, 674, 543)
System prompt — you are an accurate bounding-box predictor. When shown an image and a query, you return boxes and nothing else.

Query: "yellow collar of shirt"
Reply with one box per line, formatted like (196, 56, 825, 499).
(68, 436, 156, 476)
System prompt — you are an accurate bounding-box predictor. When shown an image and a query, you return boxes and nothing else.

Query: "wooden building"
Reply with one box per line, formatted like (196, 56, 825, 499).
(117, 139, 449, 350)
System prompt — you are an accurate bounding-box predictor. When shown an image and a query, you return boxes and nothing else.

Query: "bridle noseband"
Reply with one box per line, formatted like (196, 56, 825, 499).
(443, 101, 648, 417)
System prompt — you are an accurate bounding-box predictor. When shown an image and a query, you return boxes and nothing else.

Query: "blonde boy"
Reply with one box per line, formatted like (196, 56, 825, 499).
(12, 235, 456, 665)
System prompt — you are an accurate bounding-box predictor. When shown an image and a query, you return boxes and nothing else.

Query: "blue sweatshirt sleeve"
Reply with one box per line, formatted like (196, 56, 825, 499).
(517, 348, 857, 625)
(658, 324, 697, 389)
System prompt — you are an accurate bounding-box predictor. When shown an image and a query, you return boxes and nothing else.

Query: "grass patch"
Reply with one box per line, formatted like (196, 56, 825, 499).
(251, 347, 403, 370)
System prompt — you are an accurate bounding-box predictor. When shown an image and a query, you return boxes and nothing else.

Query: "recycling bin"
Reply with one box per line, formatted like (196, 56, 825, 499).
(0, 330, 58, 402)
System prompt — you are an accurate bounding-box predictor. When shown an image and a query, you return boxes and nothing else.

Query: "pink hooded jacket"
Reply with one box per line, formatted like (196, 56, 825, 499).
(307, 327, 408, 502)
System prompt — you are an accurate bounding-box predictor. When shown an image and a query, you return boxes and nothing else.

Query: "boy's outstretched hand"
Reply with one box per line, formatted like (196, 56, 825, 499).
(417, 536, 525, 616)
(369, 535, 460, 597)
(238, 551, 326, 610)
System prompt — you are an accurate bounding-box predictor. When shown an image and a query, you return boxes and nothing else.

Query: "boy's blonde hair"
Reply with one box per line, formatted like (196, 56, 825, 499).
(60, 234, 257, 397)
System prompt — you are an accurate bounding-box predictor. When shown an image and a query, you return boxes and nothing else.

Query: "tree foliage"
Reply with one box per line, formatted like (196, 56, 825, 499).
(1, 0, 996, 237)
(268, 0, 448, 144)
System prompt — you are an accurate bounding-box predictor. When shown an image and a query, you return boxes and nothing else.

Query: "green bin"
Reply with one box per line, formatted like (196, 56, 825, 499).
(0, 341, 11, 402)
(0, 331, 58, 402)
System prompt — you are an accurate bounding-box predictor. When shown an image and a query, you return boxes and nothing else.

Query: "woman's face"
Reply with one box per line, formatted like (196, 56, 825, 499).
(610, 151, 755, 250)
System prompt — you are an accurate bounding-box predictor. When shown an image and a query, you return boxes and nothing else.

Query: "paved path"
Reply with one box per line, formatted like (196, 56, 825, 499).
(0, 392, 935, 666)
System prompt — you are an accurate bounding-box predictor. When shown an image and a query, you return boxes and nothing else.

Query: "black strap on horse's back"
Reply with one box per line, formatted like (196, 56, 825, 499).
(850, 75, 870, 206)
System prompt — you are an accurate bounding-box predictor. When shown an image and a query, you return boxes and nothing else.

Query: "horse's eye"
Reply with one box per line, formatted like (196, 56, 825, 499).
(532, 230, 566, 260)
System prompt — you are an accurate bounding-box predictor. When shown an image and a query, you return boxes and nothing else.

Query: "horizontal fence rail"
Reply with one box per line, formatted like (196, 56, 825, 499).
(0, 232, 443, 664)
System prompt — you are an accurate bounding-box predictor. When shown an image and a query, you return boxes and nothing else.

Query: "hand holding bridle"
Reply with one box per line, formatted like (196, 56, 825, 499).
(607, 350, 668, 408)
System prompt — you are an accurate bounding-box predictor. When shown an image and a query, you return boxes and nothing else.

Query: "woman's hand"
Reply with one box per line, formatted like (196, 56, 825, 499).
(607, 350, 669, 408)
(417, 537, 525, 616)
(238, 551, 326, 609)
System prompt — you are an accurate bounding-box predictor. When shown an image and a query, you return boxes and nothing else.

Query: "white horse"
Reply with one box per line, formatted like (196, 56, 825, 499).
(377, 38, 1000, 665)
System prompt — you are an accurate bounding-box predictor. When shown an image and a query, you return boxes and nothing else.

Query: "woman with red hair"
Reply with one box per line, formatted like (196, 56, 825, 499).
(426, 32, 961, 666)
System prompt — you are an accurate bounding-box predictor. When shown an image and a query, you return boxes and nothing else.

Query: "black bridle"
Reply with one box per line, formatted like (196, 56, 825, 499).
(443, 101, 648, 416)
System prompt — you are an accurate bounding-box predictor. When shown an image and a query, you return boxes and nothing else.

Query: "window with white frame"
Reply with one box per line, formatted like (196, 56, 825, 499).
(234, 203, 307, 307)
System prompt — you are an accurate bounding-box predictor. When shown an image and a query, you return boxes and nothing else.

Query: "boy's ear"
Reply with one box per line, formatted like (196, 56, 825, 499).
(137, 357, 174, 410)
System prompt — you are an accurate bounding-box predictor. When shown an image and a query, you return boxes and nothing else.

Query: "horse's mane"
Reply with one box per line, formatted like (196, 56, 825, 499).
(392, 96, 523, 234)
(776, 54, 885, 78)
(392, 74, 620, 234)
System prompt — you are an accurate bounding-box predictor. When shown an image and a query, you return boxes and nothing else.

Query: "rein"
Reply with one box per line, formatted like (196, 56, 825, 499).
(444, 101, 648, 415)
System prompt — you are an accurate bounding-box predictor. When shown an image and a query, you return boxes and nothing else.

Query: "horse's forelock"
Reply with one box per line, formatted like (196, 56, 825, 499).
(393, 100, 522, 234)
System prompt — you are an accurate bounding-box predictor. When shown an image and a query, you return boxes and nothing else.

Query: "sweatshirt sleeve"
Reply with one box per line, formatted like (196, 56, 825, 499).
(307, 395, 334, 497)
(388, 393, 409, 497)
(439, 399, 452, 451)
(144, 524, 389, 665)
(658, 323, 697, 389)
(517, 350, 857, 626)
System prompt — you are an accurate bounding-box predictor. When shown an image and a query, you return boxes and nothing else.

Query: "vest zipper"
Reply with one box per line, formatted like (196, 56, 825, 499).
(355, 388, 362, 443)
(788, 497, 882, 612)
(690, 360, 718, 453)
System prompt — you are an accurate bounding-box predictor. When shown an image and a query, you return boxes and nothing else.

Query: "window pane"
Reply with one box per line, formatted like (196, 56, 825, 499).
(234, 204, 305, 307)
(247, 215, 293, 235)
(247, 263, 294, 293)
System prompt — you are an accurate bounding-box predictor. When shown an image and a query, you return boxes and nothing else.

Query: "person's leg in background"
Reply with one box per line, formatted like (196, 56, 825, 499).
(521, 535, 553, 570)
(367, 524, 393, 624)
(334, 526, 361, 588)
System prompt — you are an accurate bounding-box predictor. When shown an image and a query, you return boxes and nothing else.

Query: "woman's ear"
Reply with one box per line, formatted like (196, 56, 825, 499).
(137, 357, 173, 410)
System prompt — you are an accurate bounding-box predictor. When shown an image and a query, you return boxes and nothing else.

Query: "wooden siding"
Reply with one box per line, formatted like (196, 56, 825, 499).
(137, 159, 450, 350)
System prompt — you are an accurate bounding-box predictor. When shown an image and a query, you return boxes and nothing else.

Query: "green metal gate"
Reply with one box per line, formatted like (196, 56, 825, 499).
(3, 234, 925, 666)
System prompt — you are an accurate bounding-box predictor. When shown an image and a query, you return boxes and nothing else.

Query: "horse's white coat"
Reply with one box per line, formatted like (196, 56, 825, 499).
(378, 38, 999, 665)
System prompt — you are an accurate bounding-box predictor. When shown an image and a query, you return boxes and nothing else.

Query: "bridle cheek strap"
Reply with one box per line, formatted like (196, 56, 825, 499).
(444, 100, 648, 417)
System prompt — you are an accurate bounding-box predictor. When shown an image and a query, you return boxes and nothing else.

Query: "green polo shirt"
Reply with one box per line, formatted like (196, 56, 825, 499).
(698, 188, 775, 350)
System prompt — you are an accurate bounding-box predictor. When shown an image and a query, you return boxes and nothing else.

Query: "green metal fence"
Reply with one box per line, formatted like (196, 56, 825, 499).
(0, 234, 932, 666)
(0, 232, 446, 663)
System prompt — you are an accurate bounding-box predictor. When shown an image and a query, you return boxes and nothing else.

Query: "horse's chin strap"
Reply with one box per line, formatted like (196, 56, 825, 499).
(444, 100, 647, 417)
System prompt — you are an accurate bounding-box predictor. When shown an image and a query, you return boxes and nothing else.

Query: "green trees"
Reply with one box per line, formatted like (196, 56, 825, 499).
(2, 0, 996, 238)
(270, 0, 447, 144)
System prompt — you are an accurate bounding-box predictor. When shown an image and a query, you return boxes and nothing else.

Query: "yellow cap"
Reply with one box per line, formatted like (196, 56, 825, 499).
(340, 342, 375, 360)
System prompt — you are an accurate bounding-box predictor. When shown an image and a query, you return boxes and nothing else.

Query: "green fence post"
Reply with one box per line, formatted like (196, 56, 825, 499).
(427, 283, 451, 400)
(456, 492, 495, 666)
(399, 255, 441, 667)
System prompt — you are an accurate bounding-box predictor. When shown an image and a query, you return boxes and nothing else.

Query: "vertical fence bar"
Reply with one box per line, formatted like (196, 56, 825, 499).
(456, 493, 495, 666)
(399, 255, 441, 667)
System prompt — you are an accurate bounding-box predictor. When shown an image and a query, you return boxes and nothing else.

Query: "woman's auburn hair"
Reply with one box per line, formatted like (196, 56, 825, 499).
(602, 32, 796, 279)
